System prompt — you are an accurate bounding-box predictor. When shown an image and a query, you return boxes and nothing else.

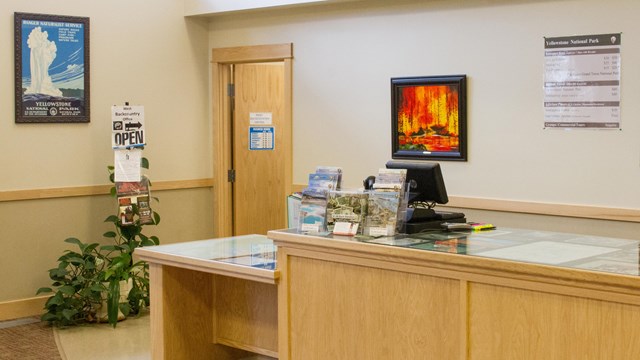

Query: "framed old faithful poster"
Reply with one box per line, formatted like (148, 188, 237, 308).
(391, 75, 467, 161)
(14, 13, 90, 123)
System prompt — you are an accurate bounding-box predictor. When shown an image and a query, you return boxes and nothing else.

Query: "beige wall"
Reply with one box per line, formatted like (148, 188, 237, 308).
(0, 0, 212, 307)
(439, 206, 640, 240)
(4, 0, 640, 316)
(184, 0, 360, 16)
(2, 1, 211, 190)
(207, 0, 640, 237)
(207, 0, 640, 209)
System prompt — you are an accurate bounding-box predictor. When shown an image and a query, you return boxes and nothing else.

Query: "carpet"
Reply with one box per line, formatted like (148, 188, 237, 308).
(0, 318, 61, 360)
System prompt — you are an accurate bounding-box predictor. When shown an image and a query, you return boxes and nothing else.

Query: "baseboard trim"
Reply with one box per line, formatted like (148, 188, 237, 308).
(0, 296, 49, 321)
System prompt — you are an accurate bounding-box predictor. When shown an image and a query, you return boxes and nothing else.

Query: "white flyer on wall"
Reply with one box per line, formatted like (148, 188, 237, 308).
(543, 33, 621, 129)
(114, 148, 142, 182)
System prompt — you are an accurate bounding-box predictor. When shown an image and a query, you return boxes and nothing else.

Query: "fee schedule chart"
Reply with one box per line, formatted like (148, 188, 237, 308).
(544, 33, 621, 129)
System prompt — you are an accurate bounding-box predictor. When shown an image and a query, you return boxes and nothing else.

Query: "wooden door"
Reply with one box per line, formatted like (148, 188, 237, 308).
(211, 44, 293, 238)
(232, 63, 286, 235)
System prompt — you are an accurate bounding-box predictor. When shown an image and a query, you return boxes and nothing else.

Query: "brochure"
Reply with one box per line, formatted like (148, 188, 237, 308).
(326, 190, 368, 235)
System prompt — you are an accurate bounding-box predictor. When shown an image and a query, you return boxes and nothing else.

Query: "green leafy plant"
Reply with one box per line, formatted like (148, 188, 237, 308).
(36, 238, 105, 326)
(37, 159, 160, 327)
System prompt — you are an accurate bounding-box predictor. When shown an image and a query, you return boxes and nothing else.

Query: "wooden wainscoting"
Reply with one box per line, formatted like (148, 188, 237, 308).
(0, 178, 215, 321)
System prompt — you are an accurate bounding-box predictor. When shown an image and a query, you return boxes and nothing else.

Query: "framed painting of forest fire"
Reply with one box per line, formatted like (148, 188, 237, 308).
(391, 75, 467, 161)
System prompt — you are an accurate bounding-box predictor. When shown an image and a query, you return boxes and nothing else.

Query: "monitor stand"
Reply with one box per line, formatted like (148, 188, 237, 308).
(405, 207, 466, 234)
(408, 208, 437, 222)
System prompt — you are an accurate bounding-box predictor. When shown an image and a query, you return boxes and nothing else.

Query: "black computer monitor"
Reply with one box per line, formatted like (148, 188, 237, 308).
(385, 160, 449, 206)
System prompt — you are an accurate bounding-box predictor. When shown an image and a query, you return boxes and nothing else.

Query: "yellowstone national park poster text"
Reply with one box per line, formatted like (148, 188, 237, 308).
(15, 13, 90, 123)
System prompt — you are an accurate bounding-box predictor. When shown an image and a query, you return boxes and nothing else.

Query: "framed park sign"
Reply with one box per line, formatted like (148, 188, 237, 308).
(391, 75, 467, 161)
(14, 13, 90, 123)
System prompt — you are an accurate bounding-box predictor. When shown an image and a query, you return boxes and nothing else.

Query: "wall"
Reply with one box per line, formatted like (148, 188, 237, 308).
(184, 0, 360, 16)
(0, 0, 211, 310)
(3, 0, 639, 316)
(207, 0, 640, 235)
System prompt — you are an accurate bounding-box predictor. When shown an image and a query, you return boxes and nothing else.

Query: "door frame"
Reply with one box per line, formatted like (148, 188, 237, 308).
(211, 43, 293, 238)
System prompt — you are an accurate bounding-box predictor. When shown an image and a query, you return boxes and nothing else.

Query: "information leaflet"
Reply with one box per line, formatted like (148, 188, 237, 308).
(544, 33, 621, 129)
(249, 126, 274, 150)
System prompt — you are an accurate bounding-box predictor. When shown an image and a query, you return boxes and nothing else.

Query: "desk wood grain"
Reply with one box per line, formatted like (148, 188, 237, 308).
(270, 229, 640, 360)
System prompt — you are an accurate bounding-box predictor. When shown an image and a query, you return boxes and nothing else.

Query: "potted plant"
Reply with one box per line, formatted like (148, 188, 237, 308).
(37, 159, 160, 327)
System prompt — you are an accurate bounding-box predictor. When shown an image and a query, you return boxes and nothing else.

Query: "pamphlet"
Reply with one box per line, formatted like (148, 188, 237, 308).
(299, 188, 328, 233)
(372, 168, 406, 191)
(326, 190, 368, 235)
(115, 177, 154, 226)
(298, 165, 343, 232)
(365, 191, 401, 236)
(316, 166, 343, 190)
(308, 173, 339, 191)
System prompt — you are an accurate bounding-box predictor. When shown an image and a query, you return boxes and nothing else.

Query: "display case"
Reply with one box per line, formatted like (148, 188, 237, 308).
(136, 235, 278, 360)
(138, 228, 640, 359)
(270, 228, 640, 360)
(356, 227, 640, 276)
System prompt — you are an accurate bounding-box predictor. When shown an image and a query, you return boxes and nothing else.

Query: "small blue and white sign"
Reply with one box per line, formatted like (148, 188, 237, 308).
(249, 126, 274, 150)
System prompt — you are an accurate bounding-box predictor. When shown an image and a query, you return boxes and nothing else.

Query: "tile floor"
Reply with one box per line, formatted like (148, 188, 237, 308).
(3, 313, 275, 360)
(0, 316, 42, 329)
(55, 313, 150, 360)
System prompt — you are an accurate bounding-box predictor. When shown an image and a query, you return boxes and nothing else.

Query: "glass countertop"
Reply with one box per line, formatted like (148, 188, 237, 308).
(141, 234, 276, 270)
(145, 229, 640, 276)
(285, 228, 640, 277)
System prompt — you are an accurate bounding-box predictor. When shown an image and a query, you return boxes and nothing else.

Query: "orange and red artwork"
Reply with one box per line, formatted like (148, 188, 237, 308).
(391, 75, 466, 161)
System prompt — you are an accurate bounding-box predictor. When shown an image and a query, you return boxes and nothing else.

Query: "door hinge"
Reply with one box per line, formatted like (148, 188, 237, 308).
(227, 169, 236, 183)
(227, 84, 235, 97)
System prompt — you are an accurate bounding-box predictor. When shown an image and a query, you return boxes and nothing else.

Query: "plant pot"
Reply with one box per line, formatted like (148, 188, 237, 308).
(96, 279, 132, 323)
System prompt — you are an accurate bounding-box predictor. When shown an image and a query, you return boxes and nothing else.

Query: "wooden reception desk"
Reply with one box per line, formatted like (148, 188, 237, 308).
(269, 228, 640, 360)
(138, 228, 640, 359)
(135, 235, 278, 360)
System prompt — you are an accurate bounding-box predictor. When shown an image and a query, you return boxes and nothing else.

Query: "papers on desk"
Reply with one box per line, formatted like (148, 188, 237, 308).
(365, 237, 427, 247)
(475, 241, 618, 265)
(214, 243, 276, 270)
(217, 255, 276, 270)
(574, 259, 640, 276)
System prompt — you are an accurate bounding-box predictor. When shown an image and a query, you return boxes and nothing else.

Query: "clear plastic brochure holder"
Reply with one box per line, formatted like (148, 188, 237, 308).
(395, 181, 410, 234)
(363, 180, 409, 237)
(298, 187, 329, 234)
